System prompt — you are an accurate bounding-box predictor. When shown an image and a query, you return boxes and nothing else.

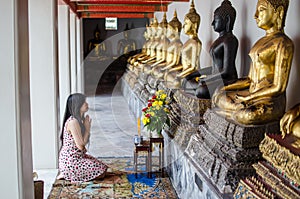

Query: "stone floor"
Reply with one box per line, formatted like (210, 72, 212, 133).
(35, 86, 143, 198)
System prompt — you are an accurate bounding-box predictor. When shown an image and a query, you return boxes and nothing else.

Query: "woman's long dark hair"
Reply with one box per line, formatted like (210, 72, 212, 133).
(60, 93, 86, 143)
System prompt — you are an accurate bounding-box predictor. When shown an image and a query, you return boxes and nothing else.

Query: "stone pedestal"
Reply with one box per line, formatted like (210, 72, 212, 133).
(234, 134, 300, 198)
(164, 130, 226, 199)
(173, 90, 211, 127)
(185, 109, 281, 195)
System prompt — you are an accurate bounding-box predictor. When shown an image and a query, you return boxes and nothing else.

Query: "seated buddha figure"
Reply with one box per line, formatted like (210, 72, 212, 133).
(127, 26, 150, 65)
(143, 13, 170, 74)
(117, 23, 136, 56)
(184, 0, 238, 99)
(151, 10, 183, 79)
(134, 17, 159, 65)
(127, 21, 155, 74)
(87, 25, 107, 59)
(137, 17, 162, 69)
(164, 0, 202, 89)
(212, 0, 294, 125)
(280, 103, 300, 148)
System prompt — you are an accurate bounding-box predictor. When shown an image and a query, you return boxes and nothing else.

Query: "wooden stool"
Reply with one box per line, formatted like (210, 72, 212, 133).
(133, 140, 151, 178)
(149, 137, 164, 177)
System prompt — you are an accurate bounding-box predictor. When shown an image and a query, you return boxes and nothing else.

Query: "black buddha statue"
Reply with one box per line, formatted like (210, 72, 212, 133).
(183, 0, 238, 99)
(87, 25, 106, 58)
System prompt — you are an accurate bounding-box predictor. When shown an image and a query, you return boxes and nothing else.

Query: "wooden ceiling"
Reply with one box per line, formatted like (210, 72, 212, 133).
(62, 0, 189, 18)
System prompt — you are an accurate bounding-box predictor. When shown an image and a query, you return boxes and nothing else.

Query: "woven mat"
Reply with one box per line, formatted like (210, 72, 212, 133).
(48, 157, 178, 199)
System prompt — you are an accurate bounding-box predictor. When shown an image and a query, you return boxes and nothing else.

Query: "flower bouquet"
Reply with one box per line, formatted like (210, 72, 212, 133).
(142, 90, 170, 136)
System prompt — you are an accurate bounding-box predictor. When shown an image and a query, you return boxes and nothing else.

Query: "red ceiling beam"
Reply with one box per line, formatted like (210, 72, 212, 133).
(71, 0, 174, 5)
(77, 5, 167, 12)
(62, 0, 78, 15)
(81, 12, 154, 18)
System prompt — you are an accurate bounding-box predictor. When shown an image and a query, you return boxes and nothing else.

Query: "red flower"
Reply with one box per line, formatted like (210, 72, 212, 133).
(142, 107, 148, 112)
(146, 114, 151, 118)
(148, 103, 152, 107)
(152, 95, 157, 99)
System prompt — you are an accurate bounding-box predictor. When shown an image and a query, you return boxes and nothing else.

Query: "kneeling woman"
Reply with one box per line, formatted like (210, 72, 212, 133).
(58, 93, 107, 183)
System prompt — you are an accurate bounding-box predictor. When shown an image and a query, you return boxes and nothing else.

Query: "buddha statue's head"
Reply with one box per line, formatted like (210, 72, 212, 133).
(183, 0, 200, 35)
(94, 25, 101, 40)
(123, 23, 130, 38)
(149, 17, 159, 38)
(255, 0, 289, 31)
(213, 0, 236, 32)
(157, 13, 168, 38)
(144, 24, 149, 40)
(168, 10, 182, 35)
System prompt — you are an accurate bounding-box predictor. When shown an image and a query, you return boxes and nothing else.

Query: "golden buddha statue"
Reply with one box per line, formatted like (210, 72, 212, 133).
(87, 25, 107, 59)
(127, 25, 150, 64)
(151, 10, 183, 79)
(164, 0, 202, 89)
(135, 17, 159, 65)
(212, 0, 294, 125)
(127, 20, 156, 74)
(117, 23, 136, 56)
(143, 13, 170, 74)
(138, 17, 162, 67)
(280, 103, 300, 148)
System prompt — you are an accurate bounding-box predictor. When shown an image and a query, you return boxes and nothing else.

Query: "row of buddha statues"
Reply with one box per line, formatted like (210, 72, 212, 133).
(87, 24, 137, 59)
(125, 0, 300, 194)
(127, 0, 300, 143)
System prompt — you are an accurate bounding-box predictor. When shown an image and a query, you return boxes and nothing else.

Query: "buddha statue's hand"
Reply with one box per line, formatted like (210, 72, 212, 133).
(212, 86, 225, 106)
(235, 93, 250, 103)
(280, 108, 298, 138)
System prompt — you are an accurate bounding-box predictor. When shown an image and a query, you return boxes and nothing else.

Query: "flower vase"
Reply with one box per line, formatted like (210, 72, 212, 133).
(151, 130, 162, 138)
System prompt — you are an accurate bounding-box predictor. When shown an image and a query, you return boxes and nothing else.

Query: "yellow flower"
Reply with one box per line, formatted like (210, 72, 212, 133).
(150, 112, 155, 116)
(152, 101, 158, 106)
(142, 117, 150, 125)
(156, 90, 163, 95)
(161, 94, 167, 100)
(158, 101, 163, 106)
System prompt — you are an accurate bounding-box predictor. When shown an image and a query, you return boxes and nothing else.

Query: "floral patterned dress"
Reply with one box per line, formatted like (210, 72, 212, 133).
(59, 116, 107, 183)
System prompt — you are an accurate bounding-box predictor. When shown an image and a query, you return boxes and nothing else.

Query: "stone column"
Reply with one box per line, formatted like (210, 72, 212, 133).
(76, 17, 84, 93)
(29, 0, 59, 169)
(58, 5, 71, 126)
(70, 11, 77, 93)
(0, 0, 34, 198)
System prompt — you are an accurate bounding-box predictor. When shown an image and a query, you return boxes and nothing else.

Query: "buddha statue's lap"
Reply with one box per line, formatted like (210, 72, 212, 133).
(212, 0, 294, 125)
(164, 0, 201, 89)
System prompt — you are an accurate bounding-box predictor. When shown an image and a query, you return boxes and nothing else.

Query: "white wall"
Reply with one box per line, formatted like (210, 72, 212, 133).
(1, 0, 34, 198)
(29, 0, 59, 169)
(155, 0, 300, 110)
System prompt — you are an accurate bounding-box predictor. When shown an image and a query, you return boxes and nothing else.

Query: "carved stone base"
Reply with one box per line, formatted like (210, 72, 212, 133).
(174, 90, 211, 126)
(234, 161, 300, 199)
(147, 75, 162, 89)
(164, 131, 230, 199)
(204, 109, 280, 148)
(259, 134, 300, 185)
(186, 130, 258, 193)
(123, 70, 138, 89)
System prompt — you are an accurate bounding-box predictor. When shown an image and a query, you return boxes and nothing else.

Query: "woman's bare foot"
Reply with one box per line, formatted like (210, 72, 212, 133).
(56, 172, 64, 180)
